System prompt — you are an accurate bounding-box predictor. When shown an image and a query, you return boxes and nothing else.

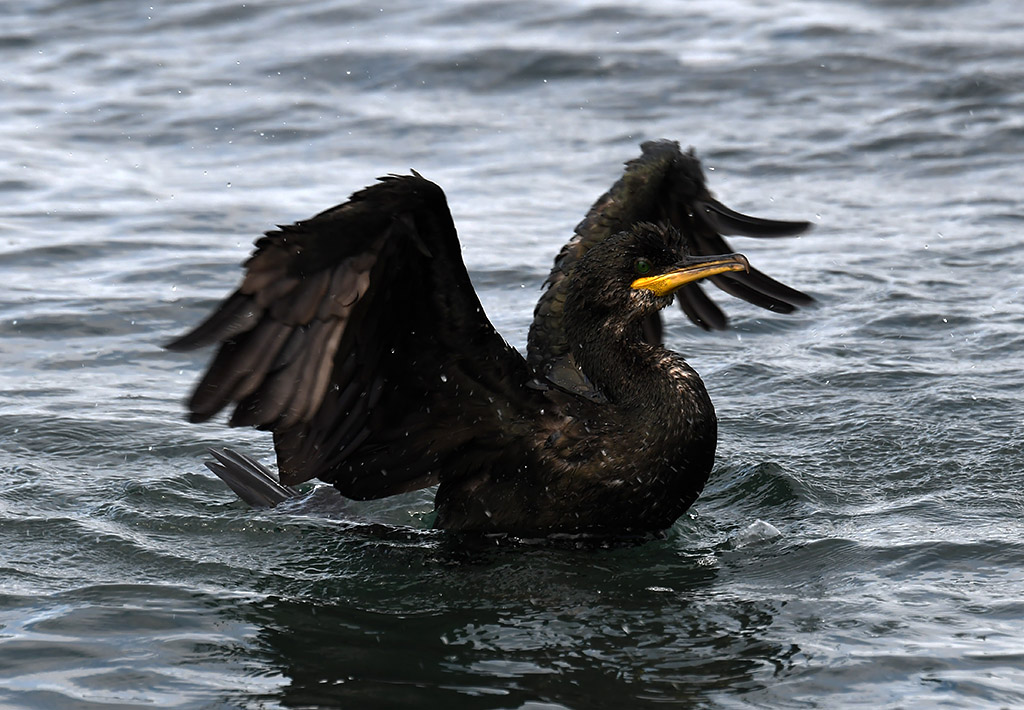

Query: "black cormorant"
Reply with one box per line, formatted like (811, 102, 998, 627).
(166, 140, 811, 535)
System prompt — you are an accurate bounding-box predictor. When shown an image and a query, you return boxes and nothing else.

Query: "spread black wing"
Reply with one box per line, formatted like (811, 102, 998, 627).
(166, 175, 536, 498)
(527, 140, 812, 387)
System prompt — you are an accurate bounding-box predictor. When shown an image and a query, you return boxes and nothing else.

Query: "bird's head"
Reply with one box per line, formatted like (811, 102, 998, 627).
(566, 222, 749, 324)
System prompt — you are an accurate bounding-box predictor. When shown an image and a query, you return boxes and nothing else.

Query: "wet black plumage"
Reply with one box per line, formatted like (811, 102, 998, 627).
(166, 140, 811, 535)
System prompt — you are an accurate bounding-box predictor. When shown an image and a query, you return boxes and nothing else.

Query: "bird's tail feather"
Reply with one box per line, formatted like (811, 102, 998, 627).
(205, 447, 300, 507)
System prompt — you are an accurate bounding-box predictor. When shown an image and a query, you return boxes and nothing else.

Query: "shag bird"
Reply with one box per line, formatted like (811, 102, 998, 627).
(166, 140, 811, 535)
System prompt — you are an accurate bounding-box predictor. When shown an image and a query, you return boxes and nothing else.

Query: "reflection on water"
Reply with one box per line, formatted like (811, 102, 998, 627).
(237, 529, 797, 709)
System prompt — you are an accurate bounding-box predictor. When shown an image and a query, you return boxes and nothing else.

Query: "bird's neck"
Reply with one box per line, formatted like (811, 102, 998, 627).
(570, 316, 707, 413)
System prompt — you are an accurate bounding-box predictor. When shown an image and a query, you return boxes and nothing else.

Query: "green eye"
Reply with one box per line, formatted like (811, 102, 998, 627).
(634, 258, 652, 275)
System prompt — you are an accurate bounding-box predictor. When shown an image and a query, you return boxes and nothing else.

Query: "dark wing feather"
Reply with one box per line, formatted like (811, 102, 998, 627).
(676, 284, 729, 332)
(527, 140, 812, 374)
(690, 228, 814, 313)
(696, 198, 811, 238)
(167, 175, 535, 497)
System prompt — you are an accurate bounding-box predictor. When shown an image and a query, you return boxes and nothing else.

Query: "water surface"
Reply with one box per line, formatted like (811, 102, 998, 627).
(2, 0, 1024, 707)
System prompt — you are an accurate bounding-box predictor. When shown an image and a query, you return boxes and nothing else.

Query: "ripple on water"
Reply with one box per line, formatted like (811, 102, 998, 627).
(0, 584, 276, 709)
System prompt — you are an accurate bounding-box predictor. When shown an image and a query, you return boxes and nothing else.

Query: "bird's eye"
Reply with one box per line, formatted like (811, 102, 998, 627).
(634, 258, 652, 275)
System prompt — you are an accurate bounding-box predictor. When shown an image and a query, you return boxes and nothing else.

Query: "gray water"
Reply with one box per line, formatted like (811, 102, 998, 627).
(2, 1, 1023, 708)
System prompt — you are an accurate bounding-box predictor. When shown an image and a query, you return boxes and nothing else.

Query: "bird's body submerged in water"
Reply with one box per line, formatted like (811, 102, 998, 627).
(167, 140, 812, 535)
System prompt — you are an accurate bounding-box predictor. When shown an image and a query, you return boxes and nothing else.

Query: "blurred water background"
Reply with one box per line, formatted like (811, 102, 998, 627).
(2, 0, 1023, 707)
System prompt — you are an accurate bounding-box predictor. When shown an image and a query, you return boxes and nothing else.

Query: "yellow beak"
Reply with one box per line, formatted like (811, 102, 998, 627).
(630, 254, 750, 297)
